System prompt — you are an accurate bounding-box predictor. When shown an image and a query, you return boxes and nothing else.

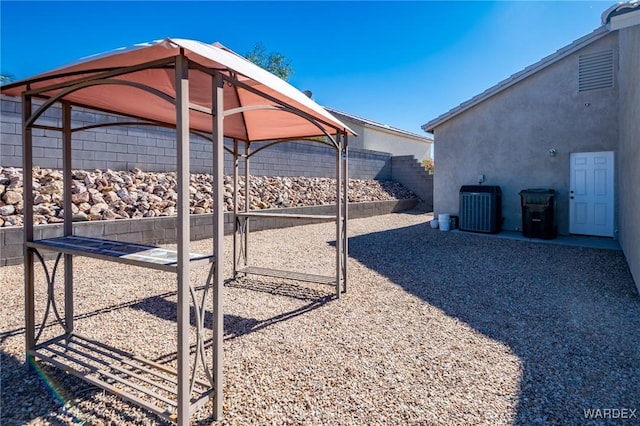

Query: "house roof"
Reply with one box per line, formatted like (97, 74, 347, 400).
(1, 38, 355, 142)
(326, 107, 433, 144)
(602, 0, 640, 25)
(421, 26, 610, 134)
(423, 1, 640, 135)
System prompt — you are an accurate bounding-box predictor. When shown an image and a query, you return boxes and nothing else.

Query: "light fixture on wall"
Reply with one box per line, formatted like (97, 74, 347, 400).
(549, 149, 557, 157)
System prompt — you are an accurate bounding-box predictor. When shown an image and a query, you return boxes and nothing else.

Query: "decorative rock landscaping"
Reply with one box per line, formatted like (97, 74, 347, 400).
(0, 167, 416, 227)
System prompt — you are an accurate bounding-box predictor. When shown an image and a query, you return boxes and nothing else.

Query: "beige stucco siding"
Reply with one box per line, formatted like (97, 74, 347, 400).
(344, 122, 367, 150)
(617, 24, 640, 291)
(343, 121, 432, 160)
(361, 127, 432, 160)
(433, 33, 619, 235)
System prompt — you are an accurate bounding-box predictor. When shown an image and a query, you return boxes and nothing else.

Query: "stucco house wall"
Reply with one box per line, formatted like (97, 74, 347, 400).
(358, 125, 432, 160)
(617, 23, 640, 287)
(326, 108, 433, 161)
(339, 120, 367, 150)
(430, 33, 619, 235)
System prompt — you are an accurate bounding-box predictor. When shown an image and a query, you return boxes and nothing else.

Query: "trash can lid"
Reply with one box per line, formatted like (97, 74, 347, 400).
(518, 188, 556, 195)
(519, 188, 556, 205)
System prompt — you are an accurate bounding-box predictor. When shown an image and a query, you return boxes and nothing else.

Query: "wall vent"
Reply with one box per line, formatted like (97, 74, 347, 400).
(578, 49, 614, 92)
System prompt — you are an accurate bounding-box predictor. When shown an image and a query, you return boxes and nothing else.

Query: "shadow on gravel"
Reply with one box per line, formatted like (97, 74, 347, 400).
(132, 276, 332, 343)
(226, 276, 332, 301)
(348, 222, 640, 424)
(0, 288, 184, 344)
(2, 277, 332, 424)
(0, 350, 159, 425)
(134, 277, 332, 370)
(0, 350, 56, 424)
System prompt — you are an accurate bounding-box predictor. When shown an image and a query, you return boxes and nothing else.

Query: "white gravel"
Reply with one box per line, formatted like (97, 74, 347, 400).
(1, 210, 639, 425)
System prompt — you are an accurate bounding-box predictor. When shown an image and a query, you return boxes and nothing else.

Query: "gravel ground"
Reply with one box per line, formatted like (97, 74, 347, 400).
(1, 210, 639, 425)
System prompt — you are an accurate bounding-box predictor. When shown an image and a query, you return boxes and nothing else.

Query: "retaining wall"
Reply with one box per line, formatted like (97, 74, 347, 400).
(0, 199, 419, 266)
(391, 155, 433, 210)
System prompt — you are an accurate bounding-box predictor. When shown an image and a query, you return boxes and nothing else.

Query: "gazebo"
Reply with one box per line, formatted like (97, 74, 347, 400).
(1, 38, 354, 424)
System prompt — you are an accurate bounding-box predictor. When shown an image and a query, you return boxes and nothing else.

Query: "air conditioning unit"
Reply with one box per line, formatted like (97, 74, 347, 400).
(459, 185, 502, 233)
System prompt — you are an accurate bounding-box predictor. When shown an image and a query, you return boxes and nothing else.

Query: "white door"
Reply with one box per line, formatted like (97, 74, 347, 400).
(569, 151, 614, 237)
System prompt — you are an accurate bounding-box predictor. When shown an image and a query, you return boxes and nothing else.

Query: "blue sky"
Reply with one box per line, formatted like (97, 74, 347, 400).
(1, 1, 612, 135)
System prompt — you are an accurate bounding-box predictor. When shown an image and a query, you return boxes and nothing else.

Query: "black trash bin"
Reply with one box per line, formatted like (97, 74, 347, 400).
(519, 189, 557, 239)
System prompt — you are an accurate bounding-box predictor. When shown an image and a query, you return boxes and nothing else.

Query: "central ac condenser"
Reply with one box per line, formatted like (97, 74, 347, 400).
(459, 185, 502, 234)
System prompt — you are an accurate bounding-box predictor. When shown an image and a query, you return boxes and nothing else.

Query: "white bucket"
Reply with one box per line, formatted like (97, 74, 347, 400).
(438, 213, 450, 231)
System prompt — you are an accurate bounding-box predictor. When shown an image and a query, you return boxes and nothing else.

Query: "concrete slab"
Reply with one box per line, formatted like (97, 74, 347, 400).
(386, 210, 621, 251)
(451, 229, 621, 251)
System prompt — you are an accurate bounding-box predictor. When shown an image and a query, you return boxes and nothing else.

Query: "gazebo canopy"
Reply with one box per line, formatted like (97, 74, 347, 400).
(1, 38, 355, 142)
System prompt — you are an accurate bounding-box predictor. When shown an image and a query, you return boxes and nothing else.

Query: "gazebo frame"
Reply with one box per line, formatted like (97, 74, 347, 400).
(13, 48, 349, 425)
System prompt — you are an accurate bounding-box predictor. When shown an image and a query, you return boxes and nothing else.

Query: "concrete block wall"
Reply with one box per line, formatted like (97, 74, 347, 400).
(0, 199, 418, 266)
(1, 96, 391, 180)
(349, 148, 393, 180)
(1, 96, 181, 171)
(238, 140, 392, 180)
(391, 155, 434, 209)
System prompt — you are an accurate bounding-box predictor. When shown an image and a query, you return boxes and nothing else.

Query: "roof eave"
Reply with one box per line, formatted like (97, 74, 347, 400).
(360, 122, 433, 144)
(421, 26, 610, 134)
(326, 107, 431, 142)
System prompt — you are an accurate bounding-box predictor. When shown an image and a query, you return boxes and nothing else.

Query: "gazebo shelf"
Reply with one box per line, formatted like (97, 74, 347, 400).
(235, 211, 336, 220)
(27, 235, 214, 272)
(236, 266, 336, 285)
(25, 235, 217, 423)
(233, 212, 340, 286)
(29, 333, 214, 423)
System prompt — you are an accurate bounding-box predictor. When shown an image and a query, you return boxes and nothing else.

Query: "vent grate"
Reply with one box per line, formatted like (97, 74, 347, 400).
(460, 193, 492, 232)
(579, 49, 614, 92)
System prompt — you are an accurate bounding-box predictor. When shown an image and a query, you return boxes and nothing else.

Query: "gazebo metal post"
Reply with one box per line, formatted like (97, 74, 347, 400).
(212, 71, 225, 420)
(62, 101, 74, 337)
(335, 133, 343, 298)
(342, 132, 349, 293)
(243, 142, 250, 271)
(175, 54, 191, 426)
(23, 94, 35, 368)
(233, 139, 239, 278)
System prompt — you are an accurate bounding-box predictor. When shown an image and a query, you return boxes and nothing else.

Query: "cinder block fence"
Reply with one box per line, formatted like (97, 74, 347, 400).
(0, 199, 419, 266)
(1, 95, 392, 180)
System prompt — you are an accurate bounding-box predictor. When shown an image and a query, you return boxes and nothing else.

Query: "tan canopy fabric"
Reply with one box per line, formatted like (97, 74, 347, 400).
(1, 38, 355, 141)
